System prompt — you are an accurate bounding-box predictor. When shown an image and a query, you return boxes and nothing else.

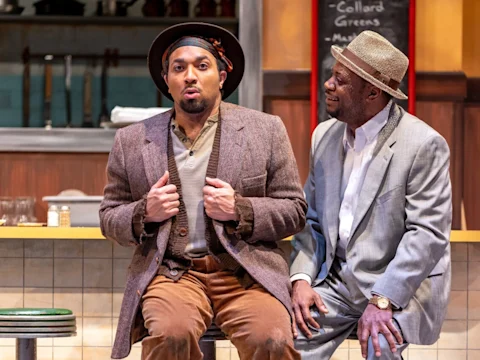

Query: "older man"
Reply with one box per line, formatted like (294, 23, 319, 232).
(100, 22, 306, 360)
(291, 30, 452, 359)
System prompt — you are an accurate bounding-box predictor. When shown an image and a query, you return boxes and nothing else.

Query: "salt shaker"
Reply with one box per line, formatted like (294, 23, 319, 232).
(47, 205, 59, 227)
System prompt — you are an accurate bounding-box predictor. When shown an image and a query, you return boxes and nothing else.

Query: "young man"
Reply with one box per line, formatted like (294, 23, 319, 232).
(100, 22, 306, 360)
(291, 31, 452, 359)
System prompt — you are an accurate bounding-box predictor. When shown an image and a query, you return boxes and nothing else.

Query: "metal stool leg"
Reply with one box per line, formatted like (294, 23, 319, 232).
(200, 339, 216, 360)
(16, 338, 36, 360)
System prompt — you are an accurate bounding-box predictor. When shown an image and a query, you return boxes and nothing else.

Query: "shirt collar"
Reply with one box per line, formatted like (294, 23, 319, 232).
(343, 100, 392, 152)
(171, 112, 219, 140)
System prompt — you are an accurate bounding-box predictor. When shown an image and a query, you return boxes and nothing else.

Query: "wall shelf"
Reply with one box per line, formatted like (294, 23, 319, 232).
(0, 15, 238, 28)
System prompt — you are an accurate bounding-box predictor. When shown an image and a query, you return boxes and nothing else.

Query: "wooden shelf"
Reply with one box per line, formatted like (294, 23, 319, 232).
(0, 15, 238, 28)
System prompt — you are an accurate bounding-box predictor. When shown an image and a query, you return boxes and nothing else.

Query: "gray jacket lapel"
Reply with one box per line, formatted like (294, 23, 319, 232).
(349, 104, 404, 239)
(322, 123, 345, 248)
(141, 110, 172, 187)
(216, 102, 245, 190)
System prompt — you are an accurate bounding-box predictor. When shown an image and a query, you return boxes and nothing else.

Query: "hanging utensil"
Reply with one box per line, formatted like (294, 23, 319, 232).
(82, 61, 94, 128)
(98, 49, 110, 127)
(64, 55, 72, 128)
(43, 54, 53, 130)
(22, 47, 30, 128)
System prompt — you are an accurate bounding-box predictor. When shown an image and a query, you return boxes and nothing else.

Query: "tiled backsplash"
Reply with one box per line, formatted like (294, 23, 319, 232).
(0, 74, 160, 128)
(0, 72, 239, 128)
(0, 240, 477, 360)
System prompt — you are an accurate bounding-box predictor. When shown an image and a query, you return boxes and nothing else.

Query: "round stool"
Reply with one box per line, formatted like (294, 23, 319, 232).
(0, 308, 76, 360)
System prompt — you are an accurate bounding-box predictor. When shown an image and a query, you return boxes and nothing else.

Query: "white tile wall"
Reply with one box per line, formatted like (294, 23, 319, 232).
(0, 240, 477, 360)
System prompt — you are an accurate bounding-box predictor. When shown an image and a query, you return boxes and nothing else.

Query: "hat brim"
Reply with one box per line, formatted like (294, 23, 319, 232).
(331, 45, 408, 100)
(148, 22, 245, 101)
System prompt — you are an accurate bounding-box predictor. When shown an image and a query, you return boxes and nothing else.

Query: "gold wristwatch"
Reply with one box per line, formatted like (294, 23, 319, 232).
(369, 296, 391, 310)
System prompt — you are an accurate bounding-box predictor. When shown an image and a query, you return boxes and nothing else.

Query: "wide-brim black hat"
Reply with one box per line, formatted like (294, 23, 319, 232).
(148, 22, 245, 101)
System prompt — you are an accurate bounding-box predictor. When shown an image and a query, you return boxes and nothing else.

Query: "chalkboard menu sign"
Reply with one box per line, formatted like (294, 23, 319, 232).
(316, 0, 411, 122)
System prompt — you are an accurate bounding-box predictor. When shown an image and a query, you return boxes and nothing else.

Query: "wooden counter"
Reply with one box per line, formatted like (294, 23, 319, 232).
(0, 227, 478, 242)
(0, 227, 104, 239)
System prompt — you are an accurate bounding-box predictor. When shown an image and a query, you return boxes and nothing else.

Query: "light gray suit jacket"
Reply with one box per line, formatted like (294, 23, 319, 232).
(290, 104, 452, 345)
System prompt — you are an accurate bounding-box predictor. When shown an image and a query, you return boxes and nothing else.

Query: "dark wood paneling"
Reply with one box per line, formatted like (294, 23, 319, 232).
(0, 153, 109, 222)
(264, 71, 311, 98)
(416, 72, 467, 101)
(467, 78, 480, 103)
(264, 99, 310, 185)
(464, 105, 480, 229)
(416, 101, 463, 229)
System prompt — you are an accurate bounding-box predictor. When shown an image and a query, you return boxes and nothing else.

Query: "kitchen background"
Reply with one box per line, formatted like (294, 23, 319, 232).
(0, 0, 238, 128)
(1, 0, 480, 359)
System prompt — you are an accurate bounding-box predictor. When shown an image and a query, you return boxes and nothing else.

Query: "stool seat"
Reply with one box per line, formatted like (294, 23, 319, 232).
(0, 308, 76, 360)
(0, 308, 72, 316)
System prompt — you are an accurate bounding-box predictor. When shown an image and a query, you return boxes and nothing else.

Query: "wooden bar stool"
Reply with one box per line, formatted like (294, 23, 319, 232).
(0, 308, 76, 360)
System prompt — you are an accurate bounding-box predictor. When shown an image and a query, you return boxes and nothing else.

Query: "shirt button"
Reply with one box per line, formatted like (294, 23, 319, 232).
(170, 269, 179, 276)
(179, 227, 188, 237)
(189, 150, 194, 156)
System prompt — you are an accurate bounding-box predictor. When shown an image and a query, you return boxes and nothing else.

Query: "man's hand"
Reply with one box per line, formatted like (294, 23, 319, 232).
(292, 280, 328, 339)
(145, 171, 180, 223)
(203, 177, 237, 221)
(357, 302, 403, 358)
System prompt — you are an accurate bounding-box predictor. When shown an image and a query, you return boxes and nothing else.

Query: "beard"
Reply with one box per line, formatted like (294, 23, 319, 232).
(180, 98, 208, 114)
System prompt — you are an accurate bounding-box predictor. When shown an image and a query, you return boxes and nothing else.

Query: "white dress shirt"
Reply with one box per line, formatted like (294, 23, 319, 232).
(291, 101, 392, 285)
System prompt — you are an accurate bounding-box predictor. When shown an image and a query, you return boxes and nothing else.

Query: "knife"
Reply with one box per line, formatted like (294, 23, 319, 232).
(64, 55, 72, 128)
(43, 55, 53, 130)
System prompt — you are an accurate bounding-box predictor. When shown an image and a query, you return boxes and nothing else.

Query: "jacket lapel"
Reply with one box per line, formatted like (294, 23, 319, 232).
(348, 105, 403, 239)
(323, 124, 345, 249)
(216, 102, 245, 190)
(141, 109, 172, 188)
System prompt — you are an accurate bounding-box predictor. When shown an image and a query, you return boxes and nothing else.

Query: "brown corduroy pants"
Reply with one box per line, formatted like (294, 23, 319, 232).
(140, 255, 300, 360)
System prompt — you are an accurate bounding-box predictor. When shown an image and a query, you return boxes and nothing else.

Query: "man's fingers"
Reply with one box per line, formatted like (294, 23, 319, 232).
(387, 319, 403, 345)
(167, 200, 180, 210)
(291, 312, 298, 339)
(313, 294, 329, 314)
(380, 325, 398, 354)
(203, 186, 215, 197)
(300, 303, 320, 330)
(162, 184, 178, 194)
(370, 329, 382, 358)
(358, 327, 370, 359)
(293, 305, 312, 339)
(206, 177, 229, 188)
(153, 171, 169, 188)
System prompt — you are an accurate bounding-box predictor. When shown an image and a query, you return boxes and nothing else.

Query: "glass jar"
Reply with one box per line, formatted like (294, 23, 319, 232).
(59, 206, 71, 228)
(0, 197, 16, 226)
(15, 196, 37, 224)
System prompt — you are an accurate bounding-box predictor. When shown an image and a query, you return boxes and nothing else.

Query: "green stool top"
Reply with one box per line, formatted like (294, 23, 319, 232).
(0, 309, 72, 316)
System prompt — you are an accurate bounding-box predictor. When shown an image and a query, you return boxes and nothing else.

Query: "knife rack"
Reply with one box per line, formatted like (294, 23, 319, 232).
(21, 46, 146, 128)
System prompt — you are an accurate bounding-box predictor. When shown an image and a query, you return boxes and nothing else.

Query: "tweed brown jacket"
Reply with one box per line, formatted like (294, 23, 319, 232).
(99, 102, 307, 359)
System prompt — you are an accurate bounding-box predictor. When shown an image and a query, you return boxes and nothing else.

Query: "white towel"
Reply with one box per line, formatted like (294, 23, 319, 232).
(110, 106, 171, 123)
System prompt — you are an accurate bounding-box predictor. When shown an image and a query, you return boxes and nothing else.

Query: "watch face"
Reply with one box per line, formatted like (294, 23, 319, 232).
(377, 297, 390, 309)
